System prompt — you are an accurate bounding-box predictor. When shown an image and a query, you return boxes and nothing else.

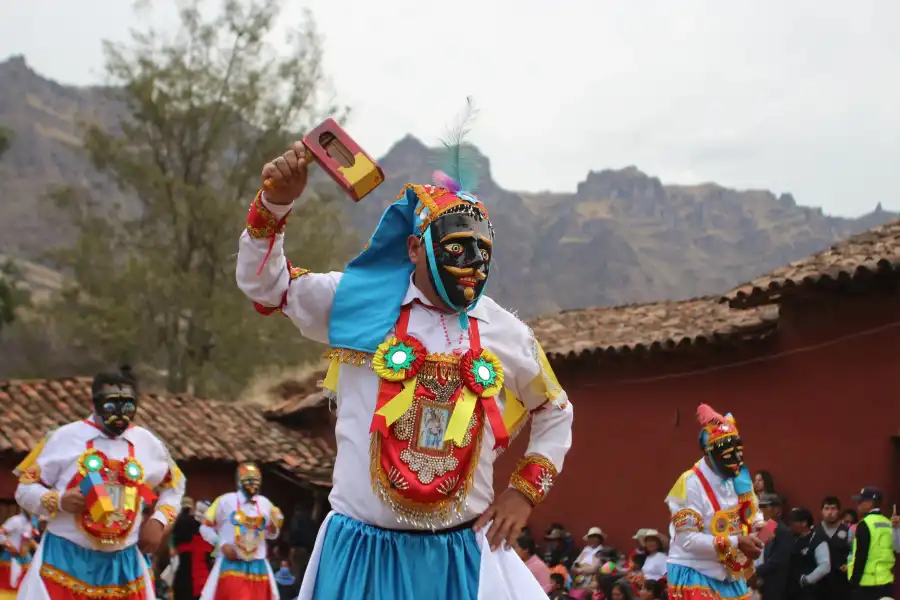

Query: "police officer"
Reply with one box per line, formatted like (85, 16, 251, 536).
(847, 486, 896, 600)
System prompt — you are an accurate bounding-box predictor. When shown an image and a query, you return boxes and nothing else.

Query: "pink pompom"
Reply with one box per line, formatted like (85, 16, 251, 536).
(432, 170, 461, 193)
(696, 403, 725, 426)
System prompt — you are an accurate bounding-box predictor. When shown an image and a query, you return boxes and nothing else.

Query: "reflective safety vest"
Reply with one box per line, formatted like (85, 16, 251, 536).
(848, 512, 895, 587)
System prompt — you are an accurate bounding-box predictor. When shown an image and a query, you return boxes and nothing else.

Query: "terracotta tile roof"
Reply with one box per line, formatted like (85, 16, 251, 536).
(0, 378, 335, 487)
(263, 372, 329, 421)
(528, 297, 778, 360)
(265, 391, 329, 420)
(725, 218, 900, 307)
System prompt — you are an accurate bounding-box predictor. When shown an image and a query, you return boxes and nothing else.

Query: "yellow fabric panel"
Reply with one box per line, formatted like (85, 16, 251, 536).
(14, 436, 48, 475)
(205, 496, 221, 525)
(270, 505, 284, 529)
(322, 357, 340, 393)
(161, 460, 185, 488)
(666, 470, 692, 504)
(529, 341, 563, 402)
(503, 387, 527, 432)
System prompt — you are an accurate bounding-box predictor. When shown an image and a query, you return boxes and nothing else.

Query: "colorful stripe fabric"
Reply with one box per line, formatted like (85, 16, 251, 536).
(213, 558, 271, 600)
(39, 533, 146, 600)
(667, 564, 750, 600)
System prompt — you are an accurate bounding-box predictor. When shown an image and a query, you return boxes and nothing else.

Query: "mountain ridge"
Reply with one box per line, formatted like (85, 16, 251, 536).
(0, 55, 897, 318)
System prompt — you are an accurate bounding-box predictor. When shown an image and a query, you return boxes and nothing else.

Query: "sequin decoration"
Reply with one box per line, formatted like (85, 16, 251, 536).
(371, 358, 484, 529)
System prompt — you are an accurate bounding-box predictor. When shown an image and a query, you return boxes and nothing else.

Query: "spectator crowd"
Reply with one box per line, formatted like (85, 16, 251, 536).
(506, 471, 900, 600)
(139, 469, 899, 600)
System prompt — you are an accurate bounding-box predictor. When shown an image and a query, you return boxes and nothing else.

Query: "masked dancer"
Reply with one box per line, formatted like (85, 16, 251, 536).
(235, 105, 574, 600)
(13, 365, 186, 600)
(0, 510, 36, 599)
(199, 463, 283, 600)
(665, 404, 765, 600)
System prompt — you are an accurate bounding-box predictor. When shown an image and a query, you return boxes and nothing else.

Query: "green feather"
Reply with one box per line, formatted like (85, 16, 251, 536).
(436, 97, 480, 193)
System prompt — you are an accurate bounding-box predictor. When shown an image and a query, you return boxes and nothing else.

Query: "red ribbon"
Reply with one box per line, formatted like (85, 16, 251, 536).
(481, 396, 509, 450)
(139, 484, 157, 505)
(370, 380, 402, 436)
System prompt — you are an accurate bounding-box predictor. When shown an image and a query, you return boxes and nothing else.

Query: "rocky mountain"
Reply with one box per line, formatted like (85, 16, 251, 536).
(1, 55, 897, 318)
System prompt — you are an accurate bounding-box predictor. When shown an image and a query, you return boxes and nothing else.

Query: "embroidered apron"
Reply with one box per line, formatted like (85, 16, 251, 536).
(368, 305, 508, 529)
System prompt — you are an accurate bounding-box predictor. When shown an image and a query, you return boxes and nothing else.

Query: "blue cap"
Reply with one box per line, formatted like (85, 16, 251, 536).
(852, 486, 883, 502)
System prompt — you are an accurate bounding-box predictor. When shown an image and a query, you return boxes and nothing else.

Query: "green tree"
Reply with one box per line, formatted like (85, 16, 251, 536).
(0, 128, 24, 336)
(0, 260, 29, 336)
(47, 0, 352, 397)
(0, 127, 10, 160)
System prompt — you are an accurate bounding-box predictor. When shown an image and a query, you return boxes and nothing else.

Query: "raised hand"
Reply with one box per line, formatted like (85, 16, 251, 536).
(262, 142, 309, 205)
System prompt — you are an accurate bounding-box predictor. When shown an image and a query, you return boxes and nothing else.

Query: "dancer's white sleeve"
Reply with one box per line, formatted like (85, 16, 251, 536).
(14, 431, 64, 517)
(666, 476, 739, 561)
(235, 193, 342, 344)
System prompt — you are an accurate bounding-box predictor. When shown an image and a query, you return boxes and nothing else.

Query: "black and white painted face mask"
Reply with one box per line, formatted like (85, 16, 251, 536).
(424, 209, 493, 311)
(93, 384, 138, 437)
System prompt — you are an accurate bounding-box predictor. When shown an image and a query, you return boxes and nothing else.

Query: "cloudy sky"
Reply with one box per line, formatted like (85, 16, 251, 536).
(1, 0, 898, 216)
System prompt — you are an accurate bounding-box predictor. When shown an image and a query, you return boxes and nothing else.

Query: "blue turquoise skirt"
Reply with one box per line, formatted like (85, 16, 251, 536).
(312, 514, 481, 600)
(667, 564, 750, 600)
(39, 533, 146, 598)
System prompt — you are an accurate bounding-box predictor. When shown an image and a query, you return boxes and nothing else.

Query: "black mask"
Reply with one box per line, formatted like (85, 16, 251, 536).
(424, 209, 492, 310)
(92, 384, 138, 437)
(707, 436, 744, 479)
(237, 463, 262, 499)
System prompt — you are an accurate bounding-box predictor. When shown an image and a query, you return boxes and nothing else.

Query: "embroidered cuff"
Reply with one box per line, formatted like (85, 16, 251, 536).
(246, 190, 291, 239)
(40, 491, 60, 518)
(672, 508, 704, 534)
(714, 535, 751, 577)
(18, 465, 41, 485)
(509, 455, 557, 506)
(153, 505, 178, 526)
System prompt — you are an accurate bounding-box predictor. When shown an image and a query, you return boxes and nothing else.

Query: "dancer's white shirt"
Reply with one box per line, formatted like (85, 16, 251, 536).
(0, 514, 33, 555)
(236, 195, 574, 531)
(15, 420, 185, 551)
(666, 459, 764, 581)
(199, 492, 281, 560)
(1, 513, 33, 588)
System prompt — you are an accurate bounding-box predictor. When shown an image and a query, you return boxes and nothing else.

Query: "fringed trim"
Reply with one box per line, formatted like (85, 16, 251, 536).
(324, 348, 372, 367)
(494, 412, 530, 457)
(672, 508, 704, 534)
(323, 348, 459, 369)
(509, 454, 557, 506)
(369, 426, 482, 531)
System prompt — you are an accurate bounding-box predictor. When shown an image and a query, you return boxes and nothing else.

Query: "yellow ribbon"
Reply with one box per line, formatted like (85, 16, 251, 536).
(322, 357, 340, 394)
(375, 377, 417, 426)
(443, 387, 479, 444)
(124, 486, 138, 513)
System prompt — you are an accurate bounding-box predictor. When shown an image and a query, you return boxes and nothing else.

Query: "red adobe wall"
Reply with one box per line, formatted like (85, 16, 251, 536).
(495, 288, 900, 551)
